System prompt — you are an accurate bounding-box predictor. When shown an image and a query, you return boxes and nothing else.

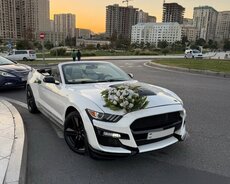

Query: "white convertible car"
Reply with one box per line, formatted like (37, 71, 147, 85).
(27, 61, 187, 158)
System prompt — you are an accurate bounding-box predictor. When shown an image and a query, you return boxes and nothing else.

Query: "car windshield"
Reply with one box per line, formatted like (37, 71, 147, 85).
(62, 62, 131, 84)
(0, 56, 15, 65)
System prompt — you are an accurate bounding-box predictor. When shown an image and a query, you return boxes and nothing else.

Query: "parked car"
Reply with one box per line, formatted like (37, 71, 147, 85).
(27, 61, 187, 158)
(5, 50, 36, 61)
(0, 56, 31, 88)
(185, 49, 203, 59)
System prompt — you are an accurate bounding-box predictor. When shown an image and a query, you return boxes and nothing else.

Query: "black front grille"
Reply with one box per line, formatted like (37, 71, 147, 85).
(130, 111, 182, 131)
(131, 111, 183, 146)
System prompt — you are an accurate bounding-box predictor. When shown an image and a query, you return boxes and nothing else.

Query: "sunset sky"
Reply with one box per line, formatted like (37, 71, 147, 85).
(50, 0, 229, 33)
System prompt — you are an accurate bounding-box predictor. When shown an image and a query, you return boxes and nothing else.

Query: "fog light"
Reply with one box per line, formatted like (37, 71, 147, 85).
(5, 82, 14, 85)
(102, 131, 121, 139)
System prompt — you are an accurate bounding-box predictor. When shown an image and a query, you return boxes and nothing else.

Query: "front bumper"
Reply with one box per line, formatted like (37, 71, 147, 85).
(84, 104, 187, 157)
(0, 76, 27, 88)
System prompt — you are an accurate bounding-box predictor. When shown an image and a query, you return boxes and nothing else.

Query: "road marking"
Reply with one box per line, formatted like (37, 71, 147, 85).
(3, 97, 28, 109)
(2, 97, 63, 139)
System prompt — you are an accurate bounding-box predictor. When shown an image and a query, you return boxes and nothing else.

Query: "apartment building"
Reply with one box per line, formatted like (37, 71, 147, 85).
(138, 10, 156, 23)
(215, 11, 230, 41)
(0, 0, 17, 40)
(162, 3, 185, 24)
(193, 6, 218, 41)
(181, 25, 198, 41)
(131, 23, 182, 47)
(54, 14, 76, 38)
(106, 4, 138, 39)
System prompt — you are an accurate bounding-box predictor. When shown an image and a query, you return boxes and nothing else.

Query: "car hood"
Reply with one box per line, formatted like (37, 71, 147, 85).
(0, 64, 31, 76)
(67, 81, 182, 115)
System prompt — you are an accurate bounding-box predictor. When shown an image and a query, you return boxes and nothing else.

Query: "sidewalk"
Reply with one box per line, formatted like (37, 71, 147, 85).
(0, 99, 26, 184)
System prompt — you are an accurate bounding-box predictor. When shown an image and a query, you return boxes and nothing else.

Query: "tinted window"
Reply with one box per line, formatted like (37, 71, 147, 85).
(15, 51, 27, 55)
(29, 50, 36, 54)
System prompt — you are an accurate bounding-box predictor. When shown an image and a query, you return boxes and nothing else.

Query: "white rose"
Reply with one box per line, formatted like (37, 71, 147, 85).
(128, 103, 134, 109)
(116, 91, 121, 96)
(114, 96, 119, 101)
(113, 101, 117, 105)
(120, 95, 124, 100)
(120, 103, 124, 107)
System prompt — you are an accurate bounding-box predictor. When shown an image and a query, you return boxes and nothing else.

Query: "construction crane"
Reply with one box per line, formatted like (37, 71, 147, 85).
(122, 0, 133, 7)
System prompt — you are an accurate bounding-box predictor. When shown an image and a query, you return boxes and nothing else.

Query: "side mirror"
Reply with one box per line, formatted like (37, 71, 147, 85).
(43, 76, 56, 84)
(128, 73, 134, 78)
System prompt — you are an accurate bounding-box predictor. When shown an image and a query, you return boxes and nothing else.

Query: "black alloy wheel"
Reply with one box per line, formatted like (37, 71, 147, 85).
(26, 85, 39, 113)
(64, 111, 87, 154)
(23, 57, 28, 61)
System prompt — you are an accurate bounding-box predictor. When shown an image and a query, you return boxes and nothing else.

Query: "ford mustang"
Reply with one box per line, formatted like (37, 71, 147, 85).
(27, 61, 187, 158)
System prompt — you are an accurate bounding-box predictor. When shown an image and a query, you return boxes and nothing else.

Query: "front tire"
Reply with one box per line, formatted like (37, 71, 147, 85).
(26, 85, 39, 113)
(64, 111, 88, 155)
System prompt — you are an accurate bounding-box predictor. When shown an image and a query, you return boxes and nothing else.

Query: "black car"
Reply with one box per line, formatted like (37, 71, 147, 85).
(0, 56, 31, 88)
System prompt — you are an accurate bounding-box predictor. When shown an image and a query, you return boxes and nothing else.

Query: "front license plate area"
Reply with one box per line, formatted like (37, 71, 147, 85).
(147, 127, 175, 140)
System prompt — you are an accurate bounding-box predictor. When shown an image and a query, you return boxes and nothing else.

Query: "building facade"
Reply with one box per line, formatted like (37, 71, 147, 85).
(138, 10, 156, 23)
(0, 0, 17, 40)
(181, 25, 198, 42)
(54, 14, 76, 38)
(162, 3, 185, 24)
(215, 11, 230, 42)
(131, 23, 182, 47)
(193, 6, 218, 41)
(106, 4, 138, 39)
(76, 28, 92, 39)
(183, 18, 193, 26)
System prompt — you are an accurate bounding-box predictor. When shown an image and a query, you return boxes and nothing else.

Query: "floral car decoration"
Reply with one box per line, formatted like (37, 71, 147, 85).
(101, 84, 149, 112)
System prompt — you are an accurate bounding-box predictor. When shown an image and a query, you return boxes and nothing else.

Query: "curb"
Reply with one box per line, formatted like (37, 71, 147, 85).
(1, 100, 27, 184)
(146, 62, 230, 78)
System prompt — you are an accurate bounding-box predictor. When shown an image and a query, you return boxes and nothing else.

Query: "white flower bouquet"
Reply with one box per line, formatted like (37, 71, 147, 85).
(101, 84, 149, 112)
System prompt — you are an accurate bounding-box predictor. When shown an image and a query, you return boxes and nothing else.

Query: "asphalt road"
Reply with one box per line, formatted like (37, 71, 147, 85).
(0, 60, 230, 184)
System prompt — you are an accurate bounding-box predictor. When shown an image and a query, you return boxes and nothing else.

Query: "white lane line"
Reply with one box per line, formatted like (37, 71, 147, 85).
(3, 97, 28, 109)
(2, 97, 63, 139)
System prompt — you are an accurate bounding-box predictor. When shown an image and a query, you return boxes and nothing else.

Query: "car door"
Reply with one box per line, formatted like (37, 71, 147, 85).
(38, 66, 68, 125)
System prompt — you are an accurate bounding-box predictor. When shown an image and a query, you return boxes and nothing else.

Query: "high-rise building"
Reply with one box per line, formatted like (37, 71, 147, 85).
(38, 0, 50, 32)
(147, 16, 157, 23)
(193, 6, 218, 41)
(181, 25, 198, 42)
(0, 0, 17, 40)
(215, 11, 230, 42)
(162, 3, 185, 24)
(106, 4, 138, 39)
(138, 10, 156, 23)
(131, 23, 182, 47)
(26, 0, 50, 39)
(54, 14, 76, 38)
(183, 18, 193, 26)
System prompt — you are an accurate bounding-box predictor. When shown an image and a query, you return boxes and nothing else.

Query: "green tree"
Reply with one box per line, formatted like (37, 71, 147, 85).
(33, 41, 42, 50)
(16, 40, 34, 50)
(223, 40, 230, 51)
(44, 40, 54, 50)
(195, 38, 206, 46)
(162, 48, 170, 55)
(157, 40, 169, 49)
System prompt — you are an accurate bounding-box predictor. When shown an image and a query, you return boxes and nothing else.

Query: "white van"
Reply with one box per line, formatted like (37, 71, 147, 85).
(6, 50, 36, 61)
(185, 49, 203, 59)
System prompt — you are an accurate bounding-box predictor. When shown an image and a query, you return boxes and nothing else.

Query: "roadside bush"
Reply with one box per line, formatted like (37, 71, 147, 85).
(50, 47, 67, 56)
(82, 51, 96, 57)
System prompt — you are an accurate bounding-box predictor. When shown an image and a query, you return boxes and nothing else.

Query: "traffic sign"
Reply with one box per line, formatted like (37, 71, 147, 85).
(39, 32, 45, 39)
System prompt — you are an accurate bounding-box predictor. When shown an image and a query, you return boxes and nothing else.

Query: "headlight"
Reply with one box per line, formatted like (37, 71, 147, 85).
(86, 109, 122, 123)
(0, 71, 16, 77)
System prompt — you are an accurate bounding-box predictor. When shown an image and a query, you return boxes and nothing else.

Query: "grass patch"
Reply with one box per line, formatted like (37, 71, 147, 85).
(153, 59, 230, 73)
